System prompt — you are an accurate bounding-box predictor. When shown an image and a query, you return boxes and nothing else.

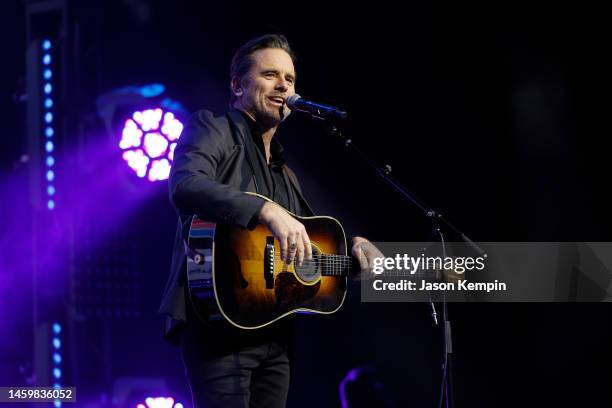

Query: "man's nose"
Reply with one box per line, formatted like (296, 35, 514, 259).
(275, 79, 289, 91)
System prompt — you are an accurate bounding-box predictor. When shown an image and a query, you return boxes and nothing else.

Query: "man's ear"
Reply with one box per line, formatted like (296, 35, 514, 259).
(230, 77, 243, 97)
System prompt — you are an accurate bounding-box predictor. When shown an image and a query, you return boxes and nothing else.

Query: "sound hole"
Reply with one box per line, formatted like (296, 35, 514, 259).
(294, 245, 322, 283)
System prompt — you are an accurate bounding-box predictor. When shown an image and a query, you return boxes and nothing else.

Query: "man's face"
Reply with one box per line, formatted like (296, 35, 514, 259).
(233, 48, 296, 127)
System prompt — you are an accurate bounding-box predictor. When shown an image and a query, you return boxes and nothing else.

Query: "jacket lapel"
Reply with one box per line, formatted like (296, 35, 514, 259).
(226, 110, 268, 195)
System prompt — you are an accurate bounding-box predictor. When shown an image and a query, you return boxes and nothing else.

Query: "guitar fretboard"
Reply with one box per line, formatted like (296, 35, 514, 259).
(321, 254, 352, 277)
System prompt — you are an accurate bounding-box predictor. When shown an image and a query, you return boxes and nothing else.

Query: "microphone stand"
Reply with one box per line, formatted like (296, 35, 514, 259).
(322, 122, 485, 408)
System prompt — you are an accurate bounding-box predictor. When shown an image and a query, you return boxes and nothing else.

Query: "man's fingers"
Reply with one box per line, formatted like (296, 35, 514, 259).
(280, 235, 289, 263)
(303, 234, 313, 261)
(296, 237, 305, 267)
(359, 247, 369, 270)
(287, 232, 298, 264)
(262, 205, 308, 265)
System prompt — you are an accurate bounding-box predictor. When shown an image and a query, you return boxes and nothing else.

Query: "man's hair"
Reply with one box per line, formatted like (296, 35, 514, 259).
(229, 34, 296, 105)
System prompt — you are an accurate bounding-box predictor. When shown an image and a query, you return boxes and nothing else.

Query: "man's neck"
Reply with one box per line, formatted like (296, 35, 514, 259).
(236, 107, 277, 164)
(260, 130, 275, 164)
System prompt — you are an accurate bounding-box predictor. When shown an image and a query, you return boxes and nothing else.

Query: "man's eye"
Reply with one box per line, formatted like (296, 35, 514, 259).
(264, 73, 275, 78)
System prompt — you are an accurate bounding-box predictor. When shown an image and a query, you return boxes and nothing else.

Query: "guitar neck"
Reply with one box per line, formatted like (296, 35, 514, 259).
(320, 254, 353, 277)
(318, 255, 437, 279)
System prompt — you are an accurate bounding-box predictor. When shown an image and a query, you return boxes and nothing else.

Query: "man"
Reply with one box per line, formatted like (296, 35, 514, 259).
(160, 34, 379, 408)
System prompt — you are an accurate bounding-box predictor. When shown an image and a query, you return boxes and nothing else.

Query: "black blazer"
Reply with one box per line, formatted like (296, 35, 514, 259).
(159, 109, 314, 339)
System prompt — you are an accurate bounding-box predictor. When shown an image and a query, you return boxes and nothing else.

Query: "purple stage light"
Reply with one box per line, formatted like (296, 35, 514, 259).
(143, 132, 168, 158)
(148, 158, 171, 182)
(120, 119, 144, 149)
(119, 108, 183, 181)
(133, 108, 163, 131)
(136, 396, 184, 408)
(161, 112, 183, 141)
(122, 150, 150, 178)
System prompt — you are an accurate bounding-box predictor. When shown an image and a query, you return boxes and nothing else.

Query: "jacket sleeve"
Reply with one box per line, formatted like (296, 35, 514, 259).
(169, 110, 264, 227)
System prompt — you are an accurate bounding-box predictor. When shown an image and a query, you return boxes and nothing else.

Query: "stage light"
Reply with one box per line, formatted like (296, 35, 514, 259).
(136, 396, 184, 408)
(122, 149, 150, 178)
(44, 69, 52, 79)
(45, 112, 53, 123)
(139, 83, 165, 98)
(46, 127, 54, 137)
(120, 120, 143, 149)
(44, 83, 52, 94)
(161, 112, 182, 141)
(45, 98, 53, 108)
(46, 141, 54, 152)
(143, 132, 168, 158)
(47, 185, 55, 196)
(43, 54, 51, 65)
(54, 401, 61, 408)
(52, 323, 61, 334)
(148, 159, 171, 182)
(96, 84, 187, 182)
(53, 353, 62, 364)
(47, 170, 55, 182)
(46, 156, 55, 167)
(42, 39, 51, 50)
(133, 108, 163, 131)
(52, 338, 61, 349)
(47, 200, 55, 210)
(53, 368, 61, 379)
(119, 108, 183, 181)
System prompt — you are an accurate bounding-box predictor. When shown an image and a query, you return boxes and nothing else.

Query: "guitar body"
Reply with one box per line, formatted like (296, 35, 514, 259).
(186, 200, 349, 329)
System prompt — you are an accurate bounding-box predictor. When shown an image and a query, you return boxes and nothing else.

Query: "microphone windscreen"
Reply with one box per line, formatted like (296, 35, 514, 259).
(286, 94, 301, 108)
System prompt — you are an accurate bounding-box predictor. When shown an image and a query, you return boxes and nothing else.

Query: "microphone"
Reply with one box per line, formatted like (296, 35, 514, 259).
(286, 94, 347, 121)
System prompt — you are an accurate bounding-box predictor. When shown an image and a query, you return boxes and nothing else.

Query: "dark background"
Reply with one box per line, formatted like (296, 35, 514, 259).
(1, 1, 611, 407)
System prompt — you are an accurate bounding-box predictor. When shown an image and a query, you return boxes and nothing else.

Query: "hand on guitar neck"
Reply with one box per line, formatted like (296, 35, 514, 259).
(351, 236, 385, 281)
(257, 201, 313, 266)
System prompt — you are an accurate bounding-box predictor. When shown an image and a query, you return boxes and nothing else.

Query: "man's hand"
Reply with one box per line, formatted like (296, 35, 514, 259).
(351, 236, 384, 281)
(258, 202, 312, 266)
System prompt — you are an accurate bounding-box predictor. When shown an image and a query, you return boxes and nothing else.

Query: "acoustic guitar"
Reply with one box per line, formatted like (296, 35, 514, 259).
(185, 193, 353, 329)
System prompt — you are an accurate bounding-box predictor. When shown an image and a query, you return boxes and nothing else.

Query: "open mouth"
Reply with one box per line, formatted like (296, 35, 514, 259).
(267, 96, 285, 106)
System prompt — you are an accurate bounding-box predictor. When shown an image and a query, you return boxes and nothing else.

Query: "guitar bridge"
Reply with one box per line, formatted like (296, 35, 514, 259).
(264, 236, 275, 289)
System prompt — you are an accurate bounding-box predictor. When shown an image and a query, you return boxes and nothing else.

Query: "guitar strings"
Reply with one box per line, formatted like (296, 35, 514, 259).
(272, 254, 352, 264)
(272, 255, 353, 271)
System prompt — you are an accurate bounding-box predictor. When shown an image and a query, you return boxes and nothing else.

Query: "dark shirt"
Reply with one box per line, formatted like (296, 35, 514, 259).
(239, 111, 301, 215)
